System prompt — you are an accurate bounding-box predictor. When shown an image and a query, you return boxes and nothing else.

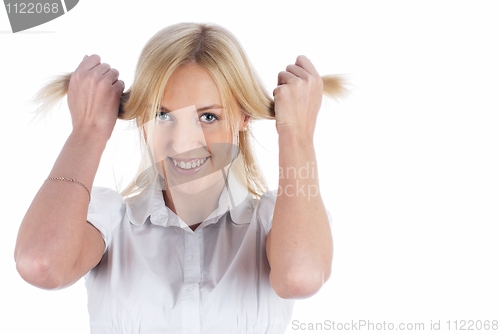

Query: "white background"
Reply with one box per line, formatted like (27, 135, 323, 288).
(1, 1, 499, 333)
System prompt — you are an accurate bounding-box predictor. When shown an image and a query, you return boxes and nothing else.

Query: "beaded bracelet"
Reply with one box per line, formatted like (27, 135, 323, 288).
(45, 177, 91, 203)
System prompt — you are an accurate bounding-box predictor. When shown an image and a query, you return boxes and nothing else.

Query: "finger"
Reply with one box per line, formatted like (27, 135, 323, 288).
(277, 71, 297, 85)
(113, 80, 125, 91)
(105, 68, 120, 83)
(272, 84, 284, 97)
(285, 64, 309, 79)
(77, 54, 101, 71)
(94, 63, 111, 75)
(295, 55, 320, 77)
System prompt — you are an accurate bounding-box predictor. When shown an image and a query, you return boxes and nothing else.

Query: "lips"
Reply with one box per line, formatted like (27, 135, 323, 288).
(160, 143, 238, 186)
(171, 157, 209, 170)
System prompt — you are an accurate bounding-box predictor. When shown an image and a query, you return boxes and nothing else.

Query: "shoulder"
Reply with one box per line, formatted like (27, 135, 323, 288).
(227, 190, 277, 234)
(252, 190, 333, 234)
(89, 186, 126, 207)
(87, 187, 126, 252)
(88, 187, 126, 222)
(254, 190, 278, 235)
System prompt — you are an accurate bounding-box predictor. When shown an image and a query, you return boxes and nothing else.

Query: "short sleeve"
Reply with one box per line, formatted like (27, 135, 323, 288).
(256, 190, 334, 235)
(87, 187, 126, 253)
(256, 190, 278, 235)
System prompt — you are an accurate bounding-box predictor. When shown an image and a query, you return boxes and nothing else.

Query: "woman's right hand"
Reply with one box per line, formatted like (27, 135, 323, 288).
(67, 54, 125, 140)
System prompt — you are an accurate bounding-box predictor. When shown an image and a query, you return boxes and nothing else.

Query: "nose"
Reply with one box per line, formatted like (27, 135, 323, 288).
(170, 115, 207, 156)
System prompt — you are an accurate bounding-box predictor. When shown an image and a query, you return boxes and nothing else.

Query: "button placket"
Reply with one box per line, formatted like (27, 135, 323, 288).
(181, 229, 201, 334)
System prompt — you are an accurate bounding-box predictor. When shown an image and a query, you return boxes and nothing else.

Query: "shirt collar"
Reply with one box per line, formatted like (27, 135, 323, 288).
(125, 168, 254, 230)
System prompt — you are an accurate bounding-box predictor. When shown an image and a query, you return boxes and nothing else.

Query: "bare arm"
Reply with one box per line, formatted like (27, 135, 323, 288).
(14, 55, 124, 290)
(266, 55, 333, 299)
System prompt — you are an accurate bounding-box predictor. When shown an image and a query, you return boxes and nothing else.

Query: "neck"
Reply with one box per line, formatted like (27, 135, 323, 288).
(162, 175, 226, 226)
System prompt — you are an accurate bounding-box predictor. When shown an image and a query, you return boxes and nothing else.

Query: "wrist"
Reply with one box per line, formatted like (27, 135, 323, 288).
(69, 129, 110, 147)
(278, 131, 315, 149)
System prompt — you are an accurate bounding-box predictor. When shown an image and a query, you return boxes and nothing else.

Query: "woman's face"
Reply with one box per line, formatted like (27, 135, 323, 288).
(151, 62, 246, 197)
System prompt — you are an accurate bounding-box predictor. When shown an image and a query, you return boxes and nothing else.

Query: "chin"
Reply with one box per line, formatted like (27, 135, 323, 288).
(169, 172, 225, 197)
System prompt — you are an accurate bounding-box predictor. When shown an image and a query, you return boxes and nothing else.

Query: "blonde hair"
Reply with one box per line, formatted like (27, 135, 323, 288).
(35, 22, 345, 197)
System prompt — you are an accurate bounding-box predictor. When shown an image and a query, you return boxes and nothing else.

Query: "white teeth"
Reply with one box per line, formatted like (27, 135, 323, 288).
(172, 157, 207, 170)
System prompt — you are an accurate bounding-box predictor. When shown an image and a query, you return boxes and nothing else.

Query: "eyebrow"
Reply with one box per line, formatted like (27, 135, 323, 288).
(158, 104, 223, 113)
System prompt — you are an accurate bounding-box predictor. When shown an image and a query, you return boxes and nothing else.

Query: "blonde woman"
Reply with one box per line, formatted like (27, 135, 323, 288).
(15, 23, 342, 333)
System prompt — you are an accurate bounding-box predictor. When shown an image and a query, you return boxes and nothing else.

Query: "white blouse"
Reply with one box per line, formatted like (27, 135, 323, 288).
(85, 174, 298, 334)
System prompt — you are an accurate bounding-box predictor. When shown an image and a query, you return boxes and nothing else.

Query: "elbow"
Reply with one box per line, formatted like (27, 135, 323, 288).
(15, 253, 65, 290)
(270, 266, 331, 299)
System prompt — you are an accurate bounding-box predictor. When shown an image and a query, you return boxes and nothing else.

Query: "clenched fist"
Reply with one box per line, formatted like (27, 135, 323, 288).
(273, 55, 323, 141)
(67, 54, 124, 140)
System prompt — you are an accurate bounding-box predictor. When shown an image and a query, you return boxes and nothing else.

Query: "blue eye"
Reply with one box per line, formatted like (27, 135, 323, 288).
(200, 113, 219, 123)
(156, 111, 171, 122)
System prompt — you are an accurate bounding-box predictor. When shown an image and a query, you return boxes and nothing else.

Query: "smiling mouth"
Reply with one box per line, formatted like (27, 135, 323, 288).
(170, 157, 209, 170)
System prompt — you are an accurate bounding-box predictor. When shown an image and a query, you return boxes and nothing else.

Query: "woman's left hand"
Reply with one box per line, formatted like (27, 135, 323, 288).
(273, 55, 323, 141)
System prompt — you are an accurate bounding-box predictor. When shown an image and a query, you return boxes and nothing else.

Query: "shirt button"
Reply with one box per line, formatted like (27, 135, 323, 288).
(184, 284, 195, 292)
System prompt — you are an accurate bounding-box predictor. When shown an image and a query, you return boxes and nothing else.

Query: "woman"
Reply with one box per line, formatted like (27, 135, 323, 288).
(15, 22, 342, 333)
